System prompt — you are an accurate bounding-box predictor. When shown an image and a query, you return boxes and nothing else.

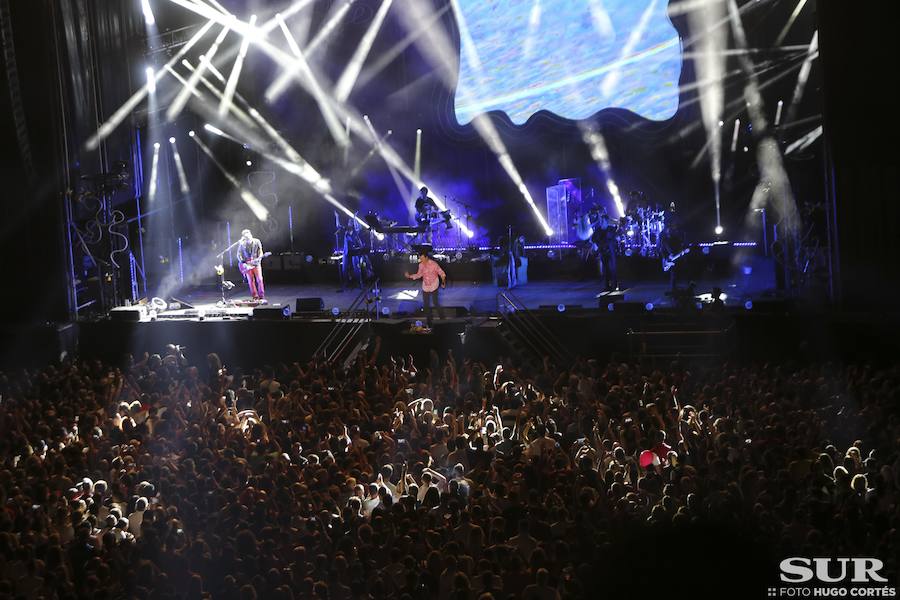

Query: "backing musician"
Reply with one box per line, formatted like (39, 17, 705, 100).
(237, 229, 267, 302)
(591, 212, 619, 291)
(660, 218, 686, 291)
(415, 186, 440, 219)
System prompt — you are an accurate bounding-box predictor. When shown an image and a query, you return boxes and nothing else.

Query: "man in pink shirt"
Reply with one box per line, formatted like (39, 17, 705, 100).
(405, 250, 447, 327)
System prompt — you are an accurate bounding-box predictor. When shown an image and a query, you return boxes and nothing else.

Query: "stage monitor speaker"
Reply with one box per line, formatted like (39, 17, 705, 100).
(295, 297, 325, 312)
(170, 297, 195, 309)
(443, 306, 470, 318)
(252, 304, 292, 320)
(538, 304, 583, 312)
(395, 301, 419, 315)
(109, 306, 147, 322)
(596, 289, 626, 307)
(608, 301, 647, 314)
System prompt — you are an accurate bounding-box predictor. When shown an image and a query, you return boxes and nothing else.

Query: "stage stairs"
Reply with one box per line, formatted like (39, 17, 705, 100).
(313, 283, 377, 367)
(496, 290, 575, 367)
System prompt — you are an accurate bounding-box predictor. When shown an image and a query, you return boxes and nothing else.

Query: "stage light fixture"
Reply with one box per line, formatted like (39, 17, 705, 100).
(331, 307, 341, 317)
(168, 136, 176, 144)
(246, 160, 252, 167)
(645, 303, 654, 312)
(715, 225, 724, 235)
(188, 130, 195, 137)
(557, 304, 566, 313)
(140, 0, 156, 26)
(146, 67, 157, 93)
(744, 300, 753, 310)
(153, 142, 160, 149)
(607, 303, 615, 312)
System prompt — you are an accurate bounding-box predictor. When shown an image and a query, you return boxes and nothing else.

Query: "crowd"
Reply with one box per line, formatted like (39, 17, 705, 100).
(0, 340, 897, 599)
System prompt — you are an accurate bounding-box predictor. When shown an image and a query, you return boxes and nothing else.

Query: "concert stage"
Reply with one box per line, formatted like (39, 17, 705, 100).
(71, 263, 811, 367)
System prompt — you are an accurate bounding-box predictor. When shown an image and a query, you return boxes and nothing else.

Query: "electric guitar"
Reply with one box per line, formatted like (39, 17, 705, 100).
(662, 247, 691, 272)
(238, 252, 272, 275)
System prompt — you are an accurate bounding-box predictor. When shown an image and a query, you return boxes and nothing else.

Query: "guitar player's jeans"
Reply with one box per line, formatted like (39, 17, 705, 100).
(245, 266, 265, 299)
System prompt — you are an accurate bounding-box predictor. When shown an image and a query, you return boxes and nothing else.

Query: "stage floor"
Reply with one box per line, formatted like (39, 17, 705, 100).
(168, 275, 774, 318)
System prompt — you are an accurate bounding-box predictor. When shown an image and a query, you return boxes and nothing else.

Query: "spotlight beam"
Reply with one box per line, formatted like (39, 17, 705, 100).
(85, 19, 215, 150)
(601, 0, 658, 98)
(219, 14, 257, 117)
(265, 0, 354, 103)
(784, 124, 822, 155)
(167, 21, 233, 122)
(355, 4, 450, 91)
(334, 0, 393, 102)
(581, 127, 625, 218)
(681, 56, 806, 146)
(782, 30, 818, 127)
(304, 0, 354, 57)
(362, 115, 411, 210)
(178, 60, 257, 132)
(726, 0, 798, 229)
(169, 139, 191, 194)
(141, 0, 156, 26)
(165, 0, 348, 146)
(330, 100, 474, 236)
(414, 129, 422, 181)
(349, 130, 393, 180)
(686, 0, 727, 230)
(191, 134, 269, 221)
(775, 0, 808, 47)
(148, 143, 160, 201)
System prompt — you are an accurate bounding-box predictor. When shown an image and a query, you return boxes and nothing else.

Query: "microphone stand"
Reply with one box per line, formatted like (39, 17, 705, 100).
(215, 240, 242, 307)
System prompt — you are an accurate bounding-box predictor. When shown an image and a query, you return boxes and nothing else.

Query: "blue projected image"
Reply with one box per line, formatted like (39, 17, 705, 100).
(453, 0, 683, 125)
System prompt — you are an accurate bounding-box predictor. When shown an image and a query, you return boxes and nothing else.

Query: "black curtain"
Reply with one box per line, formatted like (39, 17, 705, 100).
(818, 2, 900, 310)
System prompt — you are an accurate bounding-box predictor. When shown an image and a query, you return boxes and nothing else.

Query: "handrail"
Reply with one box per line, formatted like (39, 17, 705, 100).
(314, 280, 378, 363)
(496, 290, 573, 365)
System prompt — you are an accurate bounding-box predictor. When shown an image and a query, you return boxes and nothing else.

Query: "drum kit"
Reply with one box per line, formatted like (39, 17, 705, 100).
(619, 205, 668, 257)
(576, 192, 672, 258)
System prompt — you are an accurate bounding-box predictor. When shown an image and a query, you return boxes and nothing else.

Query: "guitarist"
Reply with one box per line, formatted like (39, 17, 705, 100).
(660, 219, 686, 291)
(237, 229, 267, 302)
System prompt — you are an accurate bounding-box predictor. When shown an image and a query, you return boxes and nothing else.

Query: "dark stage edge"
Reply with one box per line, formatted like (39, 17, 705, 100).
(66, 281, 900, 371)
(71, 308, 900, 370)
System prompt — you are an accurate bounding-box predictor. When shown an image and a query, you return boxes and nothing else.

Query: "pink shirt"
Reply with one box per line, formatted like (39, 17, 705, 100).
(411, 259, 446, 292)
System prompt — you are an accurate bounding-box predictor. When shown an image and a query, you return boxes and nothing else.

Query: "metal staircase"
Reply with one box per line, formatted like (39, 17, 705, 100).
(313, 281, 379, 366)
(496, 290, 574, 367)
